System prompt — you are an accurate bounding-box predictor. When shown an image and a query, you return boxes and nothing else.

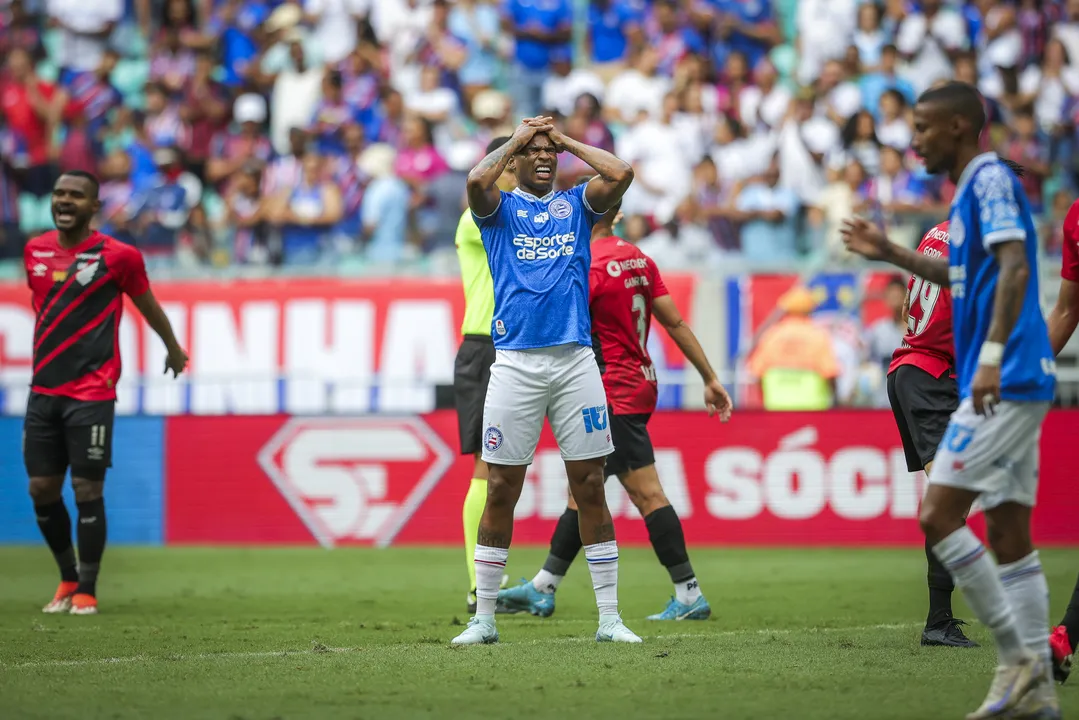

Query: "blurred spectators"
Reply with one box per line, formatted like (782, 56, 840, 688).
(0, 0, 1072, 283)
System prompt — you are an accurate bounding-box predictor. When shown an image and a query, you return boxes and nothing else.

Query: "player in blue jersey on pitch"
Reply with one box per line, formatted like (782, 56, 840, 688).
(842, 81, 1058, 719)
(451, 116, 639, 645)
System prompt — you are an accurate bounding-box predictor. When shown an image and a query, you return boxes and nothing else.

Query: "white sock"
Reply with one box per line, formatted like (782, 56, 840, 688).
(675, 577, 701, 606)
(474, 544, 508, 622)
(932, 526, 1025, 664)
(532, 569, 562, 594)
(999, 551, 1052, 682)
(585, 541, 619, 619)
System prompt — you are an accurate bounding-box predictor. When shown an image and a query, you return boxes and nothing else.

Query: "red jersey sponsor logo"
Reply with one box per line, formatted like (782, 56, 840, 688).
(23, 231, 149, 401)
(589, 237, 669, 415)
(889, 222, 954, 379)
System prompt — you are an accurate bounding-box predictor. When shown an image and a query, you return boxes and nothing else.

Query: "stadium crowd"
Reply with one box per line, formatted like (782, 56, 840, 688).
(2, 0, 1079, 271)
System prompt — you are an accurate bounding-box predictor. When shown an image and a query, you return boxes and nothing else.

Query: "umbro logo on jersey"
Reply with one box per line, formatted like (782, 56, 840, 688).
(517, 209, 528, 218)
(533, 212, 549, 224)
(32, 263, 46, 277)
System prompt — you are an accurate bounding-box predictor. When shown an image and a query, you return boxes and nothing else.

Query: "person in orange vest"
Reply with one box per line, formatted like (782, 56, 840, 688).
(746, 285, 840, 410)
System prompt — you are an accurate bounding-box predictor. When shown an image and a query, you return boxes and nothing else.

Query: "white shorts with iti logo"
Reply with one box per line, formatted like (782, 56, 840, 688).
(929, 397, 1049, 510)
(481, 343, 613, 466)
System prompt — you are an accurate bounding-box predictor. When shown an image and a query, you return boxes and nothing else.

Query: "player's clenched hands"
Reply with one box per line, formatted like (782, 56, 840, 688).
(164, 345, 189, 378)
(971, 364, 1001, 416)
(704, 379, 733, 422)
(513, 117, 554, 147)
(840, 218, 890, 261)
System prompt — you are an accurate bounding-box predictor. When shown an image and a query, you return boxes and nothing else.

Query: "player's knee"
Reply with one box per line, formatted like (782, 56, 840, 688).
(71, 473, 105, 503)
(485, 468, 522, 511)
(570, 465, 606, 508)
(622, 471, 667, 514)
(28, 476, 64, 504)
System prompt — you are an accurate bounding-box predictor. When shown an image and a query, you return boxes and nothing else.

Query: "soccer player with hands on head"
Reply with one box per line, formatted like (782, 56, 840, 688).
(498, 180, 732, 622)
(843, 82, 1059, 719)
(452, 116, 638, 645)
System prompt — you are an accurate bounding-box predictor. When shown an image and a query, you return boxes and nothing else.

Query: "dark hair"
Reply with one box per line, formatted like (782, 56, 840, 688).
(842, 110, 880, 148)
(886, 274, 907, 291)
(486, 136, 512, 155)
(58, 170, 101, 198)
(1001, 158, 1026, 178)
(916, 81, 986, 137)
(576, 175, 621, 218)
(880, 88, 906, 109)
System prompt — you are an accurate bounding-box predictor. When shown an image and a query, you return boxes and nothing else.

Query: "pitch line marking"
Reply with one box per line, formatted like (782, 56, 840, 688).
(0, 622, 925, 670)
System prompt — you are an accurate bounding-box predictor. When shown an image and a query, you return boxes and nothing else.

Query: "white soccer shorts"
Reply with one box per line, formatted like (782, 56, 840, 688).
(929, 397, 1050, 510)
(480, 343, 613, 466)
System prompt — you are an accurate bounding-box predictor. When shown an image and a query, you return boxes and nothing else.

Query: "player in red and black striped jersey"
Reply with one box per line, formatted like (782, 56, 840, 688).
(498, 183, 733, 621)
(27, 171, 188, 616)
(1044, 198, 1079, 682)
(880, 220, 976, 649)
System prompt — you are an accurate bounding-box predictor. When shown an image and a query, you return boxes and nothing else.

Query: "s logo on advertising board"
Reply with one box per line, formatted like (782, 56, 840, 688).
(257, 417, 454, 548)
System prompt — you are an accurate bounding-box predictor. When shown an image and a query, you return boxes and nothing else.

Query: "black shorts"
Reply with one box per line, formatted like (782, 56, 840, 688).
(453, 334, 496, 456)
(604, 412, 655, 478)
(23, 392, 115, 478)
(887, 365, 958, 473)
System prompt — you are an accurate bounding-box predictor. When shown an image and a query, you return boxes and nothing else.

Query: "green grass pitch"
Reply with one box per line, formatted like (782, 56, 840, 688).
(2, 546, 1078, 719)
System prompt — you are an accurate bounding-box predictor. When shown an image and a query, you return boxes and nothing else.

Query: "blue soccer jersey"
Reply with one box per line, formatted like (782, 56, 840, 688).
(473, 183, 602, 350)
(947, 153, 1056, 402)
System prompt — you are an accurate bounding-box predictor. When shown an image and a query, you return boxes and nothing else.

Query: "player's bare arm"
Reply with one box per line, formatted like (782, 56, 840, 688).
(653, 295, 732, 421)
(841, 218, 950, 286)
(1048, 278, 1079, 356)
(130, 289, 189, 377)
(466, 118, 552, 217)
(971, 241, 1030, 416)
(545, 127, 633, 213)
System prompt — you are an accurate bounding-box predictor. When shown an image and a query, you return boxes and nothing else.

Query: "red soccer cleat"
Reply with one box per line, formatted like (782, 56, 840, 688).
(1050, 625, 1072, 684)
(42, 581, 79, 614)
(69, 593, 98, 616)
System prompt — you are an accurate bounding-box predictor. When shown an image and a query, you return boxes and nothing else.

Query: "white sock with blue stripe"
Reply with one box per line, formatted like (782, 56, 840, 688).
(999, 551, 1052, 683)
(474, 544, 508, 623)
(585, 541, 619, 619)
(933, 526, 1025, 664)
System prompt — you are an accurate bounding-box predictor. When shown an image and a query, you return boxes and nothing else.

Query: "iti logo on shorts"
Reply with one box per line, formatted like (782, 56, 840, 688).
(484, 426, 504, 451)
(257, 417, 454, 548)
(581, 406, 608, 434)
(549, 198, 572, 220)
(495, 319, 507, 336)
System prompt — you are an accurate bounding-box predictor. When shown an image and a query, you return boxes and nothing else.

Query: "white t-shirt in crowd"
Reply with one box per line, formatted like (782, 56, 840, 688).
(305, 0, 371, 64)
(271, 67, 324, 154)
(778, 116, 841, 205)
(739, 84, 792, 131)
(47, 0, 123, 72)
(606, 70, 670, 122)
(637, 224, 722, 271)
(796, 0, 857, 84)
(616, 119, 692, 219)
(896, 9, 968, 94)
(877, 118, 913, 150)
(542, 69, 605, 117)
(711, 134, 777, 184)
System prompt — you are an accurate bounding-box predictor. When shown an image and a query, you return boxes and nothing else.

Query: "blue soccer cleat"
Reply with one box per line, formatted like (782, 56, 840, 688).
(646, 596, 712, 621)
(496, 578, 556, 617)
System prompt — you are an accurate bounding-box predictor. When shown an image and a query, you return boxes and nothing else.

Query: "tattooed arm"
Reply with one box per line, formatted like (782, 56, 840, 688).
(467, 118, 551, 217)
(547, 128, 633, 213)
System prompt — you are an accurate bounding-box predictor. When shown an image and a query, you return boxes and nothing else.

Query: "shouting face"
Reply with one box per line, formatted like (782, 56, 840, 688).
(515, 133, 558, 195)
(51, 174, 100, 233)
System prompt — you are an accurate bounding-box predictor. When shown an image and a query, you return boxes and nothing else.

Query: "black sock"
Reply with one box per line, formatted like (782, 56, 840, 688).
(926, 536, 955, 626)
(1060, 572, 1079, 649)
(644, 505, 694, 584)
(75, 498, 107, 597)
(542, 508, 581, 577)
(34, 500, 78, 582)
